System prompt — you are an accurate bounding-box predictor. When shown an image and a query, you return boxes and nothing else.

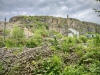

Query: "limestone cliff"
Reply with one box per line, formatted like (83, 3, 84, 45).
(1, 15, 100, 36)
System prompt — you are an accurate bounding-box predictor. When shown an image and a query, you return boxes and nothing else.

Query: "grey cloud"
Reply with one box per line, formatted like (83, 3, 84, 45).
(0, 0, 100, 24)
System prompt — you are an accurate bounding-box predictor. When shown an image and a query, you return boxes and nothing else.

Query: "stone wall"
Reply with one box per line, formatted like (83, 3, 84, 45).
(0, 46, 54, 74)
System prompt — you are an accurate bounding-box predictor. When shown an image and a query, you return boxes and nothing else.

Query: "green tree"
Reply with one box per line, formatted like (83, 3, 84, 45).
(5, 25, 25, 47)
(93, 0, 100, 17)
(12, 25, 25, 38)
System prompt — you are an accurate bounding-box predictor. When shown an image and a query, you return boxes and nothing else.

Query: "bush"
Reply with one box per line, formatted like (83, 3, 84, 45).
(75, 45, 85, 57)
(26, 38, 37, 48)
(2, 29, 10, 36)
(33, 55, 63, 75)
(56, 33, 63, 39)
(61, 40, 69, 53)
(26, 34, 43, 48)
(34, 28, 48, 37)
(49, 36, 60, 50)
(86, 39, 94, 47)
(79, 35, 87, 43)
(93, 35, 100, 46)
(77, 47, 100, 74)
(5, 38, 15, 47)
(61, 65, 85, 75)
(12, 25, 25, 38)
(67, 37, 76, 44)
(6, 37, 26, 47)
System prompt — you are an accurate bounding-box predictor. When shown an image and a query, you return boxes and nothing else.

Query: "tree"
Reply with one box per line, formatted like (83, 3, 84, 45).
(96, 0, 100, 1)
(12, 25, 25, 39)
(93, 0, 100, 17)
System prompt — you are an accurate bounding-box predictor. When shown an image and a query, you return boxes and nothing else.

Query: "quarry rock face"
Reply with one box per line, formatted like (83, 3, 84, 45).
(1, 15, 100, 35)
(9, 16, 24, 22)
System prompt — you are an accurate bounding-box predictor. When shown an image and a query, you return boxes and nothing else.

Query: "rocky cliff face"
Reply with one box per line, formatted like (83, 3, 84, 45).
(5, 15, 100, 35)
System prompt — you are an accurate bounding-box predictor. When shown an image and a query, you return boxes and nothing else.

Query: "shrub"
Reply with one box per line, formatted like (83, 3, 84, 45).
(2, 29, 10, 36)
(34, 28, 48, 37)
(61, 65, 85, 75)
(93, 35, 100, 46)
(50, 36, 60, 50)
(26, 38, 37, 48)
(77, 47, 100, 74)
(56, 33, 63, 39)
(79, 35, 87, 43)
(67, 37, 76, 44)
(5, 38, 16, 47)
(61, 40, 69, 53)
(26, 34, 43, 48)
(75, 45, 85, 57)
(5, 37, 26, 47)
(86, 39, 94, 47)
(33, 55, 63, 75)
(76, 38, 82, 43)
(12, 25, 25, 38)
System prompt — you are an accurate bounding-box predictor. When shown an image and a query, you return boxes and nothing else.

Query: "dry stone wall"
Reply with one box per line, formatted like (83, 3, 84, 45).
(0, 46, 54, 74)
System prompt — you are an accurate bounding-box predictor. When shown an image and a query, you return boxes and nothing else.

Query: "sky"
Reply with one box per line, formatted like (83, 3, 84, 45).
(0, 0, 100, 24)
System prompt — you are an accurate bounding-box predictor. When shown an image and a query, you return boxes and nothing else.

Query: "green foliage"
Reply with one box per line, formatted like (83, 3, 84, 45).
(2, 29, 10, 35)
(26, 34, 43, 48)
(76, 38, 82, 43)
(67, 37, 76, 51)
(56, 33, 63, 39)
(86, 39, 94, 47)
(67, 37, 76, 44)
(53, 37, 58, 47)
(87, 34, 100, 47)
(77, 46, 100, 74)
(26, 38, 37, 48)
(5, 29, 10, 35)
(1, 18, 100, 75)
(61, 65, 85, 75)
(52, 55, 62, 66)
(75, 45, 85, 57)
(7, 63, 20, 75)
(0, 36, 4, 47)
(49, 36, 60, 50)
(50, 45, 57, 50)
(79, 35, 87, 43)
(5, 38, 15, 47)
(34, 26, 48, 37)
(61, 40, 69, 53)
(5, 25, 26, 47)
(5, 37, 26, 47)
(93, 35, 100, 46)
(12, 25, 25, 38)
(0, 62, 3, 74)
(33, 55, 63, 75)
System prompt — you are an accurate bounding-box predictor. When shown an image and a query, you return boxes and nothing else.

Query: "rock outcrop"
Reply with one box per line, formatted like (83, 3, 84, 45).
(9, 15, 100, 35)
(0, 15, 100, 36)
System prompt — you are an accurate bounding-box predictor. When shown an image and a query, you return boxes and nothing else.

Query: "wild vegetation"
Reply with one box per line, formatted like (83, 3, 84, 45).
(0, 16, 100, 75)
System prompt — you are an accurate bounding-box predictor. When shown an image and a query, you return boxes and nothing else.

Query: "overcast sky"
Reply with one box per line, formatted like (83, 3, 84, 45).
(0, 0, 100, 24)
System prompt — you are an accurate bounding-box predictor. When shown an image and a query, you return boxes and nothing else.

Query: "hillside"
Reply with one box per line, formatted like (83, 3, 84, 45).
(0, 15, 100, 37)
(0, 15, 100, 75)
